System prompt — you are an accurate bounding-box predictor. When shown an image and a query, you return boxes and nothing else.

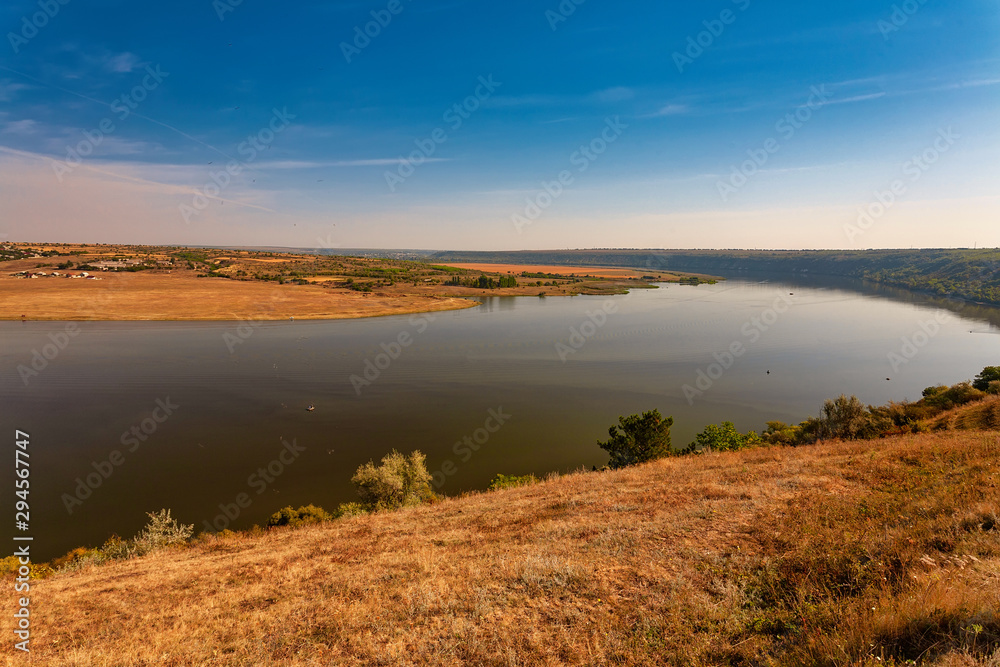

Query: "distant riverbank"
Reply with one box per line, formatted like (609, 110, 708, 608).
(0, 242, 715, 321)
(431, 248, 1000, 307)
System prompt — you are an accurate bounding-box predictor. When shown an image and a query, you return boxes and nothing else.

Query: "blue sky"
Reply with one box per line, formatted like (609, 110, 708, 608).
(0, 0, 997, 250)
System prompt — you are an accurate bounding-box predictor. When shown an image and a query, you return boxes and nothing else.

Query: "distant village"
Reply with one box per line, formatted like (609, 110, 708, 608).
(10, 260, 146, 278)
(12, 270, 102, 280)
(5, 243, 148, 279)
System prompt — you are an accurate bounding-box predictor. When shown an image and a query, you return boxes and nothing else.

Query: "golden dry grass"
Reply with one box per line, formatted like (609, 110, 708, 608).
(931, 396, 1000, 432)
(0, 273, 476, 321)
(3, 431, 999, 665)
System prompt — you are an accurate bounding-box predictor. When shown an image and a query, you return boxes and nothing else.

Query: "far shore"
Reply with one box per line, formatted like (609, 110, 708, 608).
(1, 243, 718, 322)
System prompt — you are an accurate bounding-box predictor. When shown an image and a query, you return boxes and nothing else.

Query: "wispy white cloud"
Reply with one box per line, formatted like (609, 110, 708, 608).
(0, 145, 275, 213)
(820, 92, 888, 106)
(486, 86, 638, 109)
(485, 94, 563, 108)
(104, 52, 142, 73)
(641, 103, 689, 118)
(0, 80, 31, 102)
(589, 87, 635, 103)
(1, 119, 38, 134)
(256, 158, 449, 169)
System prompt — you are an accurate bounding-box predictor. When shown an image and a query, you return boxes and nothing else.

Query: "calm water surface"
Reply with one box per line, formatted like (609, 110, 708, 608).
(2, 277, 999, 559)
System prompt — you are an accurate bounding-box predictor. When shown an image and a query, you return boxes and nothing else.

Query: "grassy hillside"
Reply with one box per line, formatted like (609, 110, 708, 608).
(429, 249, 1000, 306)
(5, 428, 999, 665)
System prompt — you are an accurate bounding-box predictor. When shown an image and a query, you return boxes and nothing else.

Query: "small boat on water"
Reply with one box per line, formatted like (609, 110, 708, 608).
(306, 405, 315, 412)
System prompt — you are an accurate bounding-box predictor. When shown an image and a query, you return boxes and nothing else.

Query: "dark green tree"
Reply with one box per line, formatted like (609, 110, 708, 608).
(973, 366, 1000, 392)
(598, 410, 673, 469)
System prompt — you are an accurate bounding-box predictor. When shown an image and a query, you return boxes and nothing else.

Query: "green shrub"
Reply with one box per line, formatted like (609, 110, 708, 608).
(921, 382, 984, 411)
(132, 509, 193, 556)
(687, 421, 761, 453)
(870, 401, 926, 434)
(267, 504, 332, 528)
(796, 416, 824, 444)
(922, 385, 946, 399)
(761, 421, 801, 446)
(818, 395, 882, 440)
(99, 534, 133, 561)
(51, 546, 102, 571)
(488, 473, 539, 491)
(333, 502, 369, 519)
(351, 449, 433, 511)
(0, 556, 53, 580)
(598, 410, 673, 469)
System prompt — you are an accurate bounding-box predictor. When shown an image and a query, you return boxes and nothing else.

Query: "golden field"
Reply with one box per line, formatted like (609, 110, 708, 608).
(3, 428, 998, 666)
(0, 272, 476, 321)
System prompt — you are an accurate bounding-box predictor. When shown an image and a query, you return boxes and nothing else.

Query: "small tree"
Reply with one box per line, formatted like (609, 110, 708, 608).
(352, 450, 433, 511)
(598, 410, 673, 469)
(132, 509, 193, 556)
(819, 395, 876, 440)
(973, 366, 1000, 392)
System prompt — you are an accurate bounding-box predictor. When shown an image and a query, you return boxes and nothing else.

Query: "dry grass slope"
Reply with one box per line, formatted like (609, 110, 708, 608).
(933, 397, 1000, 432)
(3, 431, 999, 666)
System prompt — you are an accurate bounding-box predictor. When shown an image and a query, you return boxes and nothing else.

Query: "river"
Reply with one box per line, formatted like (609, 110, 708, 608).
(2, 276, 998, 559)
